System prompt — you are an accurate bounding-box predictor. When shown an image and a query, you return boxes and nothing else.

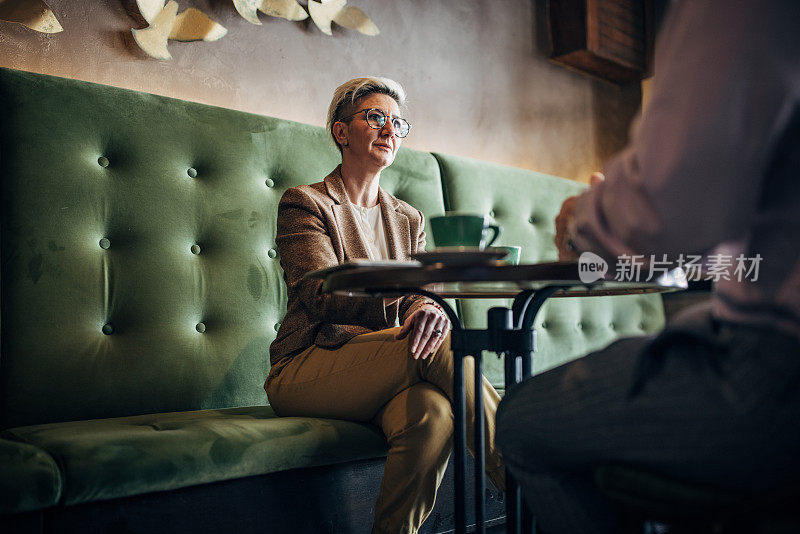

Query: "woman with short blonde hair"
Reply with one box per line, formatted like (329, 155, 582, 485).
(267, 77, 504, 534)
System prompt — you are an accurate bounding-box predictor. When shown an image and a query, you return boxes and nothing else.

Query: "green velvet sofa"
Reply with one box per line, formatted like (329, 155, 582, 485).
(0, 67, 665, 533)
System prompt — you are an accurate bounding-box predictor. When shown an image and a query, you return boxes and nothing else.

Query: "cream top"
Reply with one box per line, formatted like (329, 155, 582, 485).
(352, 203, 389, 260)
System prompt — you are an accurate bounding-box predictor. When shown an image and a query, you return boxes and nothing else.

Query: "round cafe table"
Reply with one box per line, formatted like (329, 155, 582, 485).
(319, 260, 687, 534)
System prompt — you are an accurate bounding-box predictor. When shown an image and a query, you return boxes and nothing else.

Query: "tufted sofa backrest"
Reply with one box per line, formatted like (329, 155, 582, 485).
(433, 153, 665, 388)
(0, 68, 665, 427)
(0, 68, 445, 428)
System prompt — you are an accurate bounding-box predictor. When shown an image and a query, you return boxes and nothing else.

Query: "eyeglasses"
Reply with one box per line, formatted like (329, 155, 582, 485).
(339, 108, 412, 138)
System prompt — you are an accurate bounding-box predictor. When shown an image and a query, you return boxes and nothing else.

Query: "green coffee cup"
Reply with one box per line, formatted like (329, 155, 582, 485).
(430, 213, 501, 249)
(497, 245, 521, 265)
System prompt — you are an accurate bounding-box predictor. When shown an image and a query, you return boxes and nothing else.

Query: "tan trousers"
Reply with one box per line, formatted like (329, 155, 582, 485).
(266, 326, 504, 534)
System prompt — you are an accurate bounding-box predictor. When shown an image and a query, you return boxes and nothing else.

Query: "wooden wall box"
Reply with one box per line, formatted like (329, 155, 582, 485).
(548, 0, 646, 84)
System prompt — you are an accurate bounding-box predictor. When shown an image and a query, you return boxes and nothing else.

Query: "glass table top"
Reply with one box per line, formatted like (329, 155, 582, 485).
(317, 261, 688, 298)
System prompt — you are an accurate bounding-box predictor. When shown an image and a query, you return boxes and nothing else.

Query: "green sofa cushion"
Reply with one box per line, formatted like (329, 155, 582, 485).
(432, 153, 665, 387)
(0, 68, 445, 429)
(0, 438, 61, 513)
(3, 406, 387, 506)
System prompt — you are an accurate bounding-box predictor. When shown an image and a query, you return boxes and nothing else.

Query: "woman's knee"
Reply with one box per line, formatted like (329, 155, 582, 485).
(378, 383, 454, 446)
(418, 387, 455, 439)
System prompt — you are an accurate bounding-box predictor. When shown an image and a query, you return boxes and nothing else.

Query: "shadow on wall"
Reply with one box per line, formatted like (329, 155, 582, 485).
(529, 0, 642, 179)
(590, 80, 641, 168)
(531, 0, 551, 56)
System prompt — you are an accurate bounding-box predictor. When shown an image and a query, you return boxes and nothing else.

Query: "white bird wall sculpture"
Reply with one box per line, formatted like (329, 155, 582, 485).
(2, 0, 379, 61)
(132, 0, 227, 60)
(308, 0, 379, 36)
(232, 0, 378, 36)
(232, 0, 308, 25)
(0, 0, 62, 33)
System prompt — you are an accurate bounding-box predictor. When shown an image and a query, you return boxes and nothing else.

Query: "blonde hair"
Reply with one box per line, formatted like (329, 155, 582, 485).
(326, 77, 407, 152)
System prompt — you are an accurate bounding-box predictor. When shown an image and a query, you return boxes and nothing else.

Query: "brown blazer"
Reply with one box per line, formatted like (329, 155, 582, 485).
(268, 165, 432, 371)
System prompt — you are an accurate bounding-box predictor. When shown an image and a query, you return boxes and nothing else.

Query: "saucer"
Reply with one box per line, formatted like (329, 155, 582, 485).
(412, 247, 508, 265)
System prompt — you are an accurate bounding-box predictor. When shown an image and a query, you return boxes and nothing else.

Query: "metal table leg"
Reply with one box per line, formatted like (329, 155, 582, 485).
(475, 349, 486, 534)
(454, 340, 467, 534)
(503, 351, 523, 534)
(503, 287, 565, 534)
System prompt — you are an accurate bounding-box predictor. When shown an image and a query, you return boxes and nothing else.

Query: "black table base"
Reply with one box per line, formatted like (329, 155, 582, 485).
(406, 286, 567, 534)
(320, 262, 684, 533)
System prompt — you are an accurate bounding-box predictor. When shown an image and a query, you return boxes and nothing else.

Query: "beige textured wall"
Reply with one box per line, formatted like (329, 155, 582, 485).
(0, 0, 641, 182)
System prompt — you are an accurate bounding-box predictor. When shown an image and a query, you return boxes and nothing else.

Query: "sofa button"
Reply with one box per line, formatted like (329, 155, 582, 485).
(576, 321, 584, 330)
(98, 156, 110, 168)
(265, 178, 275, 188)
(268, 248, 277, 259)
(540, 321, 548, 329)
(191, 244, 201, 255)
(489, 209, 495, 218)
(196, 322, 206, 333)
(528, 216, 537, 224)
(187, 168, 198, 178)
(102, 323, 114, 335)
(99, 238, 111, 249)
(639, 322, 646, 330)
(274, 322, 281, 332)
(609, 322, 616, 329)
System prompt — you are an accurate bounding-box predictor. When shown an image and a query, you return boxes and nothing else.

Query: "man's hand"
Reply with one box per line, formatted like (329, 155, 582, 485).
(396, 304, 450, 360)
(554, 172, 604, 261)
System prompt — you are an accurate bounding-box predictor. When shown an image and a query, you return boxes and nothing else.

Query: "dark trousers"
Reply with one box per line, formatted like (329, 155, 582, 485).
(496, 303, 800, 533)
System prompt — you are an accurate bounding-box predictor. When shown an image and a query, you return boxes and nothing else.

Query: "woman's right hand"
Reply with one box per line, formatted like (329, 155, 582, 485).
(395, 304, 450, 360)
